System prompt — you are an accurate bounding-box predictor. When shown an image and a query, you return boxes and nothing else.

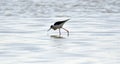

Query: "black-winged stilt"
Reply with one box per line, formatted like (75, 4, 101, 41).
(48, 19, 70, 36)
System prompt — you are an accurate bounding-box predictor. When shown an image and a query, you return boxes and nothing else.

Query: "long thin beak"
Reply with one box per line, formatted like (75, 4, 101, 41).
(47, 28, 51, 31)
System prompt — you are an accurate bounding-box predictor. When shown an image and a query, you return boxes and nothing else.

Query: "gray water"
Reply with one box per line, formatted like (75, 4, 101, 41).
(0, 0, 120, 64)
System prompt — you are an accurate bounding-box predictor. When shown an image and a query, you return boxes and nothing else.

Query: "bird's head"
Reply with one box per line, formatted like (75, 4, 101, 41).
(50, 25, 54, 28)
(48, 25, 56, 31)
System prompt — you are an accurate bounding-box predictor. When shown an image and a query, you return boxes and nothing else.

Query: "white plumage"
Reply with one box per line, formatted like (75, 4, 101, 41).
(48, 19, 70, 36)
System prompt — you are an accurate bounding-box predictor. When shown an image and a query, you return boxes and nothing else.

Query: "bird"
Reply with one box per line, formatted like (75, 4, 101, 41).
(48, 19, 70, 36)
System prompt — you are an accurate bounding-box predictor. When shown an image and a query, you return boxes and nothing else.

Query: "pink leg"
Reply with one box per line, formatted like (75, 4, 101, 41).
(59, 28, 61, 36)
(62, 28, 69, 36)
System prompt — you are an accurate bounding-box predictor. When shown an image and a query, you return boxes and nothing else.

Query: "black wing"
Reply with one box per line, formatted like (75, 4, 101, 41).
(54, 21, 66, 25)
(54, 19, 70, 25)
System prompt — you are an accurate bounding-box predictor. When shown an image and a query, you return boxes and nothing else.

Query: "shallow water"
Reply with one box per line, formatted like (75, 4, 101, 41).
(0, 16, 120, 64)
(0, 0, 120, 64)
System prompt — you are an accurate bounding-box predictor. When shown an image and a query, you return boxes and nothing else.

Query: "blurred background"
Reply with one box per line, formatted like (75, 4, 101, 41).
(0, 0, 120, 18)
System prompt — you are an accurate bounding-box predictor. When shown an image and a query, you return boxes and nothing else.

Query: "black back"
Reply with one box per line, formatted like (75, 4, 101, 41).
(54, 19, 70, 25)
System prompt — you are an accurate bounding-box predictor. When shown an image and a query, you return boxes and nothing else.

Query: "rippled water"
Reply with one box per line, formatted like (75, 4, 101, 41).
(0, 0, 120, 64)
(0, 15, 120, 64)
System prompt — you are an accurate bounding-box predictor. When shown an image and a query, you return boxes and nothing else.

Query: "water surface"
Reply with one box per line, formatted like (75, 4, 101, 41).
(0, 17, 120, 64)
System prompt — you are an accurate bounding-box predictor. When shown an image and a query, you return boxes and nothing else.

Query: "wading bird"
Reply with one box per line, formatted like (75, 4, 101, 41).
(48, 19, 70, 36)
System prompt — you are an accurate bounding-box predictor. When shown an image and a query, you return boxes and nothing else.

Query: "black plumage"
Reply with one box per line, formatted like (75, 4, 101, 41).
(48, 19, 70, 36)
(54, 19, 69, 25)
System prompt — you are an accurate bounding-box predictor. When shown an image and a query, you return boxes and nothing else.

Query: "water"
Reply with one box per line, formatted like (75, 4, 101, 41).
(0, 0, 120, 64)
(0, 17, 120, 64)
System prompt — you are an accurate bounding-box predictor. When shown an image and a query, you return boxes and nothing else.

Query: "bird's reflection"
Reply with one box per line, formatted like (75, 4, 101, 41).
(50, 35, 64, 39)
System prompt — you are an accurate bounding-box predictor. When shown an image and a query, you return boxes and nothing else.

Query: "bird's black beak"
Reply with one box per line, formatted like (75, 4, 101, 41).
(48, 25, 53, 31)
(47, 28, 51, 31)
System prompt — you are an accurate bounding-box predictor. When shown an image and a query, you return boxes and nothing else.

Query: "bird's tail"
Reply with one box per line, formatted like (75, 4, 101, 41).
(64, 19, 70, 22)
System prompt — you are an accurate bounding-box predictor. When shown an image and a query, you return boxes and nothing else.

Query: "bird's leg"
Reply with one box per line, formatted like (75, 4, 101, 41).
(62, 28, 69, 36)
(59, 28, 61, 36)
